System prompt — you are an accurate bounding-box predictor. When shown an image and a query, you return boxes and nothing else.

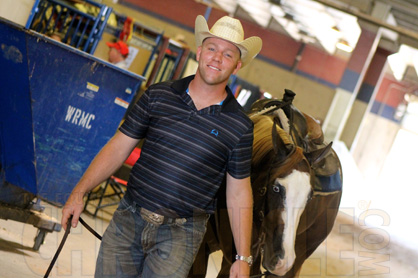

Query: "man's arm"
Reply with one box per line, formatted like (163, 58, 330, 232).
(61, 131, 139, 230)
(226, 174, 253, 278)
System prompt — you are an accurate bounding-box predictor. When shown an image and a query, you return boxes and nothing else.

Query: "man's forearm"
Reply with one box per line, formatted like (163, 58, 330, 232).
(226, 175, 253, 257)
(73, 131, 137, 194)
(61, 131, 139, 229)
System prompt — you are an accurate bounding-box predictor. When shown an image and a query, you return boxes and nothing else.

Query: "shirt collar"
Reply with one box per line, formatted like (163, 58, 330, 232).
(171, 75, 244, 113)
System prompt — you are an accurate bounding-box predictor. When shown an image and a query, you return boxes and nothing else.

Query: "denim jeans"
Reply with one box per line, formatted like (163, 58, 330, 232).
(95, 197, 209, 278)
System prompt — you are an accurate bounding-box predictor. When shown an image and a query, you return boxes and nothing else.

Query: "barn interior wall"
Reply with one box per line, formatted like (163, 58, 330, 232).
(102, 0, 341, 121)
(0, 0, 34, 26)
(352, 113, 400, 182)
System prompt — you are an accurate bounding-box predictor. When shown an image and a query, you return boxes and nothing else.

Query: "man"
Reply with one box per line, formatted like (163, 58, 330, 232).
(61, 15, 262, 278)
(106, 40, 129, 69)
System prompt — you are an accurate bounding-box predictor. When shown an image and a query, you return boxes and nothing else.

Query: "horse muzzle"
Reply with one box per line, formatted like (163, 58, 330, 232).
(263, 252, 295, 277)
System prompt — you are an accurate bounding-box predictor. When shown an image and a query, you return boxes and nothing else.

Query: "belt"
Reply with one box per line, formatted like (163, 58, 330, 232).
(139, 207, 208, 226)
(124, 193, 208, 225)
(139, 207, 185, 225)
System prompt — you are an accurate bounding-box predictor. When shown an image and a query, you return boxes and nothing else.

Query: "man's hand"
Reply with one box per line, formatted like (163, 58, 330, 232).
(230, 260, 250, 278)
(61, 191, 85, 230)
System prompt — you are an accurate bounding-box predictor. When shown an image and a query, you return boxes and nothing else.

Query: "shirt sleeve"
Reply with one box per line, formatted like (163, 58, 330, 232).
(227, 123, 254, 179)
(119, 88, 151, 139)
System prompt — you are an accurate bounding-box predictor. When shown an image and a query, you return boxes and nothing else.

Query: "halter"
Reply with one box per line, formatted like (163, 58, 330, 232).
(251, 136, 297, 257)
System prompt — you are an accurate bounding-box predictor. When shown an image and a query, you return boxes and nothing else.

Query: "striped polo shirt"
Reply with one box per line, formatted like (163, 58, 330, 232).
(120, 75, 253, 217)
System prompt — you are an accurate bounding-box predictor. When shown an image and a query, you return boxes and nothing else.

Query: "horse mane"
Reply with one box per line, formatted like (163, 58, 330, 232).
(252, 115, 292, 167)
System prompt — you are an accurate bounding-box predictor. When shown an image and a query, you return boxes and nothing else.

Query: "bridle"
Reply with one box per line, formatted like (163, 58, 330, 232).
(251, 124, 298, 252)
(250, 112, 313, 277)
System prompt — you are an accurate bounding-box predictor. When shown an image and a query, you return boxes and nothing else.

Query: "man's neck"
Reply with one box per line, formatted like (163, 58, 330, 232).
(188, 78, 227, 110)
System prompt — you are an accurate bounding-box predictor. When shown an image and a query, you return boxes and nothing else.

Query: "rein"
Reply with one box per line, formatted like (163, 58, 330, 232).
(44, 216, 102, 278)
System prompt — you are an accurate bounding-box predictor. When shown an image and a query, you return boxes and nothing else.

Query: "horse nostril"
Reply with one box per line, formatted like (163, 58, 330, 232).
(264, 254, 281, 271)
(276, 258, 285, 268)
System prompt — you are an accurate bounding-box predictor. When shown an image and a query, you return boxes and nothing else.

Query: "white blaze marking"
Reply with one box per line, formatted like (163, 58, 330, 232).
(274, 169, 311, 275)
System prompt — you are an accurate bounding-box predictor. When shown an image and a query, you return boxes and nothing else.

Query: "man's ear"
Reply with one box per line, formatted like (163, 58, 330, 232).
(233, 60, 242, 75)
(196, 46, 202, 62)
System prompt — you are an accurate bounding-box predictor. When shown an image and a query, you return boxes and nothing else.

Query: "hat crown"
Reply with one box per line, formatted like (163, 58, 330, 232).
(194, 15, 262, 67)
(210, 16, 245, 43)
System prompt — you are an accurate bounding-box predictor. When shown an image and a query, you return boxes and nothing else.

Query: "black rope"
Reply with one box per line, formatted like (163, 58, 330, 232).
(79, 217, 102, 240)
(44, 216, 102, 278)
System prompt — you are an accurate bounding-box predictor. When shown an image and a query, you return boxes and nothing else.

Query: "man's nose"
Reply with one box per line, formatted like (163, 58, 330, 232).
(212, 51, 222, 63)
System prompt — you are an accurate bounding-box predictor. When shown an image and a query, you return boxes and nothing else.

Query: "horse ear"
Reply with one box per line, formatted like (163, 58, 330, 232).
(305, 142, 333, 166)
(272, 121, 293, 157)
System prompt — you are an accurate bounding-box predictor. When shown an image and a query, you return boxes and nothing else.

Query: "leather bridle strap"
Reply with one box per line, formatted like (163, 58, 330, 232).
(44, 216, 102, 278)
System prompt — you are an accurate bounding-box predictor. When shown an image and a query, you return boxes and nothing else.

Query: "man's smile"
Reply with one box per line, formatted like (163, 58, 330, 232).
(208, 65, 221, 71)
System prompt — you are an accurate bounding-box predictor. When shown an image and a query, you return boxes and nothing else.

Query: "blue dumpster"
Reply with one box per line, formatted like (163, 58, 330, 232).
(0, 17, 145, 207)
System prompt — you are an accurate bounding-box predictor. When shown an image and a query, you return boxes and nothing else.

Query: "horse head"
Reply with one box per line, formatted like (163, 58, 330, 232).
(250, 114, 331, 276)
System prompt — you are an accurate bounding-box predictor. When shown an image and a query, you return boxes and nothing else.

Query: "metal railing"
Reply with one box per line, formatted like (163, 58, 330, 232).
(26, 0, 112, 53)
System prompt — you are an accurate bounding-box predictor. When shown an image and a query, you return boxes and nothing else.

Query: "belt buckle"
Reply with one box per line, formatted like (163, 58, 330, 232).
(150, 212, 164, 225)
(141, 208, 164, 225)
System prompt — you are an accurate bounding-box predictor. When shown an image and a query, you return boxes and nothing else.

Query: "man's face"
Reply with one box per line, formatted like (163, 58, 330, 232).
(196, 37, 242, 86)
(108, 47, 122, 63)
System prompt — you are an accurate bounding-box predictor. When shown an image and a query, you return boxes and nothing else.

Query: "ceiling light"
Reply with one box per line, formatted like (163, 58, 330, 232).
(387, 44, 418, 81)
(388, 52, 407, 81)
(331, 25, 341, 37)
(336, 39, 353, 52)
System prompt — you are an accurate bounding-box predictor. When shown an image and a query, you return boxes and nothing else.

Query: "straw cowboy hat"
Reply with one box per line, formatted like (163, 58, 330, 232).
(195, 15, 262, 67)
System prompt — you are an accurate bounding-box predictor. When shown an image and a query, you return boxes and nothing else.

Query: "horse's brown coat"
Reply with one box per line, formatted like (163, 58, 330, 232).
(188, 93, 342, 278)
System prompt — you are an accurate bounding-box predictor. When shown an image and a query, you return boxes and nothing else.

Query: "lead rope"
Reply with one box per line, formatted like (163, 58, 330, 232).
(44, 216, 102, 278)
(44, 218, 275, 278)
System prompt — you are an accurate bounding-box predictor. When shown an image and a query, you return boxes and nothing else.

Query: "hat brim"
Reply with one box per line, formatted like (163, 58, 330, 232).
(195, 15, 262, 68)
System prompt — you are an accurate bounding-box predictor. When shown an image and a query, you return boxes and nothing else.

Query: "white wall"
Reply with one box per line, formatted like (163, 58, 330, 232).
(0, 0, 35, 26)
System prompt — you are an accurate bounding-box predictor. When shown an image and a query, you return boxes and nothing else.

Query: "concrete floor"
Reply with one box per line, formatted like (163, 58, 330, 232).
(1, 197, 418, 278)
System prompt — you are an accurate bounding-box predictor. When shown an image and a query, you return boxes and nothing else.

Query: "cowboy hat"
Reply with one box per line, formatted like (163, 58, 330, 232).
(195, 15, 262, 67)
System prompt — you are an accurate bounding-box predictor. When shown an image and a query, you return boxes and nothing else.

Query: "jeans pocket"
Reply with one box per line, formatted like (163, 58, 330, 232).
(176, 216, 208, 239)
(114, 198, 135, 216)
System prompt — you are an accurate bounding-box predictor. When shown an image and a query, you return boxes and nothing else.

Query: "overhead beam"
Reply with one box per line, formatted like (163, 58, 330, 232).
(311, 0, 418, 41)
(386, 0, 418, 16)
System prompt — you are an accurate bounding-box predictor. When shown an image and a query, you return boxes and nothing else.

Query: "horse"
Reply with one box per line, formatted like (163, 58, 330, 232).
(188, 90, 343, 278)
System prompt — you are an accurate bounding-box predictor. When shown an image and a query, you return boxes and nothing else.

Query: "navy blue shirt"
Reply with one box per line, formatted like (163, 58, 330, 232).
(120, 75, 253, 217)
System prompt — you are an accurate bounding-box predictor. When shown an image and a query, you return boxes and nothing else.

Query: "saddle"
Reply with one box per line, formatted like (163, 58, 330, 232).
(249, 89, 342, 193)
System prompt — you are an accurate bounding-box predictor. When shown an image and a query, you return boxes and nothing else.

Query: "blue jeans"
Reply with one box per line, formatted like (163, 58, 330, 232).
(95, 197, 209, 278)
